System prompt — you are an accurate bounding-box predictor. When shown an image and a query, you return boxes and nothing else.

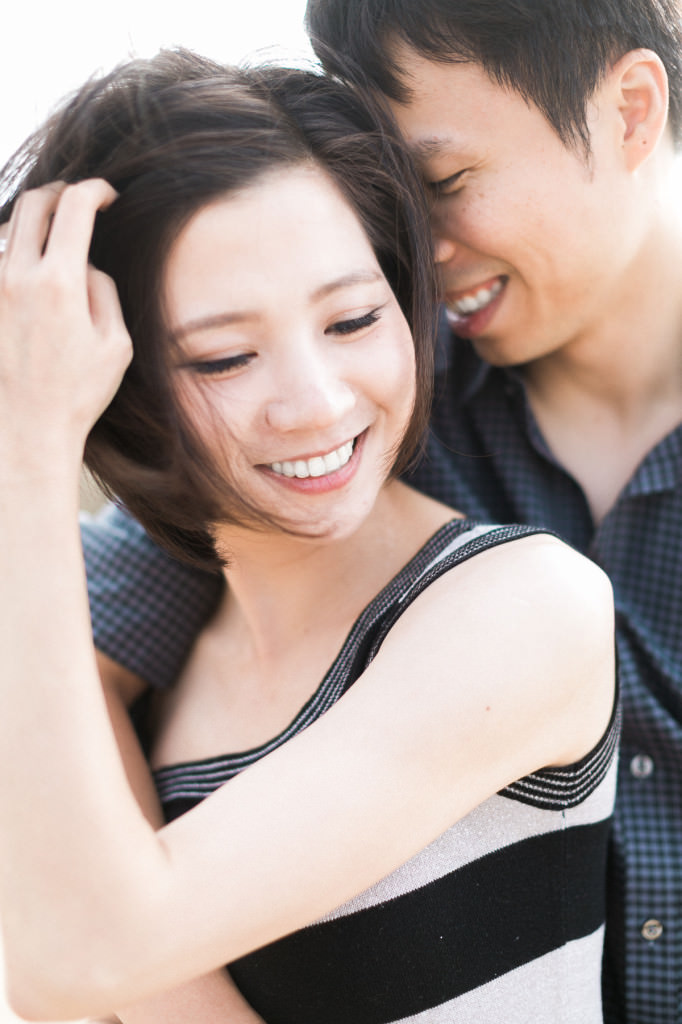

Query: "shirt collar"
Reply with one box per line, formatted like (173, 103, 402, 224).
(436, 313, 522, 403)
(438, 317, 682, 494)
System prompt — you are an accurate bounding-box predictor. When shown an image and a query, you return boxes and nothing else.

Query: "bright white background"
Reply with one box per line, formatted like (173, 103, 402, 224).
(0, 4, 313, 1022)
(1, 0, 315, 167)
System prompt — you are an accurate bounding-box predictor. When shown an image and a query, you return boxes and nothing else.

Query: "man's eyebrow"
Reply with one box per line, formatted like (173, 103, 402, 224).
(409, 137, 454, 161)
(311, 270, 384, 301)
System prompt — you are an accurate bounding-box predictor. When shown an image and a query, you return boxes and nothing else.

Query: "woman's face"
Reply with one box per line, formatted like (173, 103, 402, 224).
(163, 164, 416, 544)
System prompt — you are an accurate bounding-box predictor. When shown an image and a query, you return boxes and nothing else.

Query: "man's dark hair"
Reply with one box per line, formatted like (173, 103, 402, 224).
(306, 0, 682, 152)
(0, 49, 437, 570)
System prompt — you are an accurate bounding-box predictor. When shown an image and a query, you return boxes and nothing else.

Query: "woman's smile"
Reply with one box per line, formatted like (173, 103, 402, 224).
(260, 431, 366, 495)
(266, 435, 357, 479)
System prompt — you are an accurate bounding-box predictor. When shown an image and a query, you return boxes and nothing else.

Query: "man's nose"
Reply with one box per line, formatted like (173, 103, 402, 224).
(432, 230, 457, 265)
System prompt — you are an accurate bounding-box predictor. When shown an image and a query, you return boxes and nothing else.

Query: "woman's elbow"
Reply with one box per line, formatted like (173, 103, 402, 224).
(3, 930, 128, 1021)
(5, 961, 88, 1022)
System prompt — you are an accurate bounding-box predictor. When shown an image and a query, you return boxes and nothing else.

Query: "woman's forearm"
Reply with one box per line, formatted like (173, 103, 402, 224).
(114, 973, 265, 1024)
(100, 685, 265, 1024)
(0, 497, 262, 1022)
(0, 478, 166, 1018)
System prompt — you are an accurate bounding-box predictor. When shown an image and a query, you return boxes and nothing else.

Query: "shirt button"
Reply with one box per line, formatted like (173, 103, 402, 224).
(630, 754, 654, 778)
(641, 919, 664, 941)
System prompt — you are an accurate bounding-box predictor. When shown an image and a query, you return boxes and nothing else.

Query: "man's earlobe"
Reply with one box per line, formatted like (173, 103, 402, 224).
(613, 49, 669, 170)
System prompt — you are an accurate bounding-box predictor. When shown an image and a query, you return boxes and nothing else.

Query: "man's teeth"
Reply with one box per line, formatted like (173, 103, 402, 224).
(270, 440, 355, 479)
(449, 278, 503, 316)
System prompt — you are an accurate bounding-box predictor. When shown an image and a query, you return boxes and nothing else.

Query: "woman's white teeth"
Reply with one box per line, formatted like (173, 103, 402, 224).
(450, 278, 503, 315)
(270, 440, 354, 478)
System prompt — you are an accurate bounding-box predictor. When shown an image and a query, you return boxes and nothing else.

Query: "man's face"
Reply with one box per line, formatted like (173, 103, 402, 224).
(389, 47, 642, 367)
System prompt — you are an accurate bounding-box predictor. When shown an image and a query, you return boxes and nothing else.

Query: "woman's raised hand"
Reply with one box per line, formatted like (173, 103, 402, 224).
(0, 180, 132, 481)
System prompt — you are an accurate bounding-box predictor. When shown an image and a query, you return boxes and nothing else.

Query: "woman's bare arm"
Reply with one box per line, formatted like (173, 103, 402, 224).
(90, 660, 265, 1023)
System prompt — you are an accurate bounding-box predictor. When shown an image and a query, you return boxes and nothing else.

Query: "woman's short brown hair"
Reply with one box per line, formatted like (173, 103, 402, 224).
(0, 49, 437, 569)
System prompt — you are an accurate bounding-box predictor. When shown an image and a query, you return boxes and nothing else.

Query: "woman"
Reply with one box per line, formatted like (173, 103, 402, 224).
(0, 50, 617, 1023)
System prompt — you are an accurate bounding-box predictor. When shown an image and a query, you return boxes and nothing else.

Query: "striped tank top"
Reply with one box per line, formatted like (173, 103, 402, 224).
(154, 520, 619, 1023)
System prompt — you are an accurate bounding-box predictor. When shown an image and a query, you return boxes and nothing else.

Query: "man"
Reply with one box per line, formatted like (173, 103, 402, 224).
(302, 3, 682, 1021)
(82, 1, 681, 1021)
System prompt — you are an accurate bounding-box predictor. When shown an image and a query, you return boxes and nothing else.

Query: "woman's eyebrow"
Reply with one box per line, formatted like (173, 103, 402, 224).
(310, 269, 383, 301)
(171, 270, 384, 340)
(170, 310, 254, 341)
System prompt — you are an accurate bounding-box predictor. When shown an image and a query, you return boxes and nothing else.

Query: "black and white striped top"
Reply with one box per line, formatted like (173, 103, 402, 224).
(154, 520, 619, 1024)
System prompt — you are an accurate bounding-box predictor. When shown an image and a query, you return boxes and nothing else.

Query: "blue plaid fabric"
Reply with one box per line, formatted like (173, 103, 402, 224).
(81, 323, 682, 1024)
(81, 504, 223, 684)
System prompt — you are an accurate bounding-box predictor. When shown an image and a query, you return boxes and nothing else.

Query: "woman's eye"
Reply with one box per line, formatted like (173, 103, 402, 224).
(189, 353, 255, 376)
(327, 307, 382, 337)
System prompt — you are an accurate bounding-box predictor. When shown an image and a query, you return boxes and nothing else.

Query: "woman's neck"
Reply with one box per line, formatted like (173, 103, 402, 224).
(213, 480, 455, 664)
(149, 482, 458, 765)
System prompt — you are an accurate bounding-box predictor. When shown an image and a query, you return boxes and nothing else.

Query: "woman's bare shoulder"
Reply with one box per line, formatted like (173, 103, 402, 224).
(374, 530, 615, 768)
(411, 529, 612, 652)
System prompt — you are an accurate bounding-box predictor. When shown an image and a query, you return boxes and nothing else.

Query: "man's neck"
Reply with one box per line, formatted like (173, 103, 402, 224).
(520, 219, 682, 523)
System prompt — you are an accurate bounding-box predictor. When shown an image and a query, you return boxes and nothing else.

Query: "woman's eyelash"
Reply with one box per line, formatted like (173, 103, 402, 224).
(191, 353, 254, 376)
(185, 308, 383, 373)
(329, 307, 382, 336)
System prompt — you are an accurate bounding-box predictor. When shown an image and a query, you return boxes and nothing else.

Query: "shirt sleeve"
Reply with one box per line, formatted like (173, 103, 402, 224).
(80, 503, 223, 689)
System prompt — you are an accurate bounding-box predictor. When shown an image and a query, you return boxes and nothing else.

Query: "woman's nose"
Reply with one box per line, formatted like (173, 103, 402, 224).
(264, 352, 355, 433)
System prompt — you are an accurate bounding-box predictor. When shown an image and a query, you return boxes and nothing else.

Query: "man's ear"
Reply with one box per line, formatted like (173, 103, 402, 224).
(609, 49, 669, 170)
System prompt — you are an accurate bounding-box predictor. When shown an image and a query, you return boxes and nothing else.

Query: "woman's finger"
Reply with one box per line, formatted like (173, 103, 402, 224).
(87, 266, 133, 358)
(1, 183, 66, 271)
(0, 183, 130, 455)
(87, 266, 133, 408)
(44, 179, 118, 279)
(87, 265, 122, 325)
(0, 179, 116, 283)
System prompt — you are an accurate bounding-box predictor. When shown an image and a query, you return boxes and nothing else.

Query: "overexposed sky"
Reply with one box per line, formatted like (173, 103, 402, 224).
(1, 1, 315, 167)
